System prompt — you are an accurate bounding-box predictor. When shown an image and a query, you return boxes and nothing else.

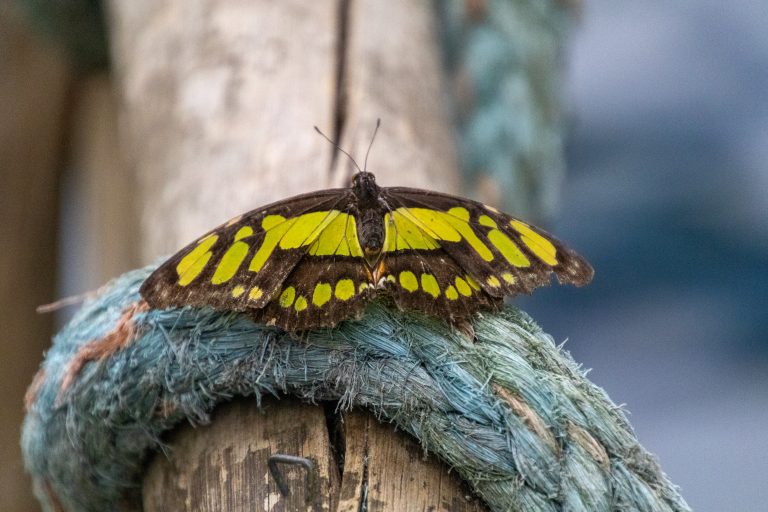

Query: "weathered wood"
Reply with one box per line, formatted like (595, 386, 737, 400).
(143, 398, 339, 511)
(338, 411, 488, 512)
(109, 1, 342, 509)
(109, 0, 341, 257)
(111, 0, 482, 509)
(335, 0, 461, 193)
(0, 6, 72, 512)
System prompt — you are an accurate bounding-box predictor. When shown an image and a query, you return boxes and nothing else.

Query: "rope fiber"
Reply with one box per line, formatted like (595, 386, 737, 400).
(22, 266, 690, 511)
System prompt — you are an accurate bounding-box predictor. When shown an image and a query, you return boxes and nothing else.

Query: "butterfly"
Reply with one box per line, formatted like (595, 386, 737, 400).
(139, 173, 594, 331)
(140, 128, 593, 332)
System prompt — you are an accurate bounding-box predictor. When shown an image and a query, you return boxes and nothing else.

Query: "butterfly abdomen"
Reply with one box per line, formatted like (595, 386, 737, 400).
(357, 208, 386, 265)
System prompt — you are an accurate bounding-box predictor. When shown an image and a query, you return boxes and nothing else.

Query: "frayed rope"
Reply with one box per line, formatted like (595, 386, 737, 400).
(22, 266, 690, 511)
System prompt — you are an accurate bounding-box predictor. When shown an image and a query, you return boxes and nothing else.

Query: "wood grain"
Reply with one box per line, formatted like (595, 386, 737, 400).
(109, 0, 341, 257)
(338, 411, 488, 512)
(143, 398, 339, 511)
(334, 0, 461, 193)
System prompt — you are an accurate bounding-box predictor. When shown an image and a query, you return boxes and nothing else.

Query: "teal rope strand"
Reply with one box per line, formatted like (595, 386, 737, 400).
(22, 267, 690, 511)
(437, 0, 571, 221)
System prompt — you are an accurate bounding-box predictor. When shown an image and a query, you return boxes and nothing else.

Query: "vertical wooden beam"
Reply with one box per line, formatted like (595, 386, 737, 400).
(112, 0, 487, 508)
(336, 0, 460, 193)
(108, 0, 342, 509)
(109, 0, 341, 257)
(0, 6, 72, 512)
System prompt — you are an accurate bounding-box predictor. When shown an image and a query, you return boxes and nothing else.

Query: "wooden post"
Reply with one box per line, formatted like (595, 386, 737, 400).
(0, 6, 72, 512)
(109, 0, 484, 509)
(336, 0, 461, 193)
(333, 2, 485, 511)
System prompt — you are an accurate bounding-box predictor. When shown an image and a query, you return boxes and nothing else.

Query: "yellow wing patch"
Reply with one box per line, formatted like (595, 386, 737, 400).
(383, 207, 494, 262)
(487, 229, 530, 267)
(382, 206, 563, 274)
(211, 240, 251, 284)
(294, 295, 308, 312)
(248, 287, 264, 301)
(510, 220, 558, 266)
(279, 287, 296, 308)
(399, 271, 419, 292)
(177, 234, 219, 286)
(455, 277, 472, 296)
(335, 279, 356, 301)
(312, 282, 332, 307)
(308, 213, 363, 257)
(383, 210, 441, 251)
(248, 210, 362, 274)
(173, 209, 366, 287)
(420, 273, 440, 298)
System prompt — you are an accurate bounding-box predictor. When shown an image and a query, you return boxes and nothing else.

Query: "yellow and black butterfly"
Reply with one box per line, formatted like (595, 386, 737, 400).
(140, 174, 594, 331)
(140, 133, 593, 331)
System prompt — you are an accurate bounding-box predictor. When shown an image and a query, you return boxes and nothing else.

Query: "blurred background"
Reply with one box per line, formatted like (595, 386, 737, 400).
(522, 2, 768, 511)
(1, 1, 766, 511)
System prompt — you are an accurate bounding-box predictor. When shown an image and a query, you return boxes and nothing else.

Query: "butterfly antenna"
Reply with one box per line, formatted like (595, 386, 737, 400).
(363, 118, 381, 172)
(313, 126, 362, 174)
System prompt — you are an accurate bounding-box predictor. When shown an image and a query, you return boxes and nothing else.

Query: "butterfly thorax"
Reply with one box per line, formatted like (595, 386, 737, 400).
(351, 171, 379, 205)
(351, 172, 387, 267)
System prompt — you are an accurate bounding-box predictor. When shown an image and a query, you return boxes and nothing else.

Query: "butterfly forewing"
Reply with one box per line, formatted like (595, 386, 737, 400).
(139, 189, 353, 314)
(381, 187, 594, 299)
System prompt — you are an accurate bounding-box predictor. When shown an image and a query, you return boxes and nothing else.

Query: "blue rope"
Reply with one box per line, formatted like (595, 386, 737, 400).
(22, 267, 690, 511)
(437, 0, 571, 221)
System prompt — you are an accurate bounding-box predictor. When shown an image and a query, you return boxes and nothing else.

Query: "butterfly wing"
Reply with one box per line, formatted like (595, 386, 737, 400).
(140, 189, 358, 319)
(376, 249, 501, 323)
(378, 187, 593, 320)
(141, 179, 593, 331)
(248, 210, 375, 330)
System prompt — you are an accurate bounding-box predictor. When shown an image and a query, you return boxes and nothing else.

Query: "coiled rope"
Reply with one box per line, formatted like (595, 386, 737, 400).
(23, 267, 690, 511)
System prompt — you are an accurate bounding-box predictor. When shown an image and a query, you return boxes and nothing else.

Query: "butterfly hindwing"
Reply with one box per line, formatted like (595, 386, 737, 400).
(250, 255, 374, 330)
(379, 251, 501, 322)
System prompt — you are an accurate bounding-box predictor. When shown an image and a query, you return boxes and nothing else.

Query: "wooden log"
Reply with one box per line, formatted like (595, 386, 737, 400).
(336, 0, 461, 193)
(0, 6, 72, 512)
(143, 398, 339, 511)
(109, 0, 339, 256)
(337, 411, 487, 512)
(110, 0, 487, 509)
